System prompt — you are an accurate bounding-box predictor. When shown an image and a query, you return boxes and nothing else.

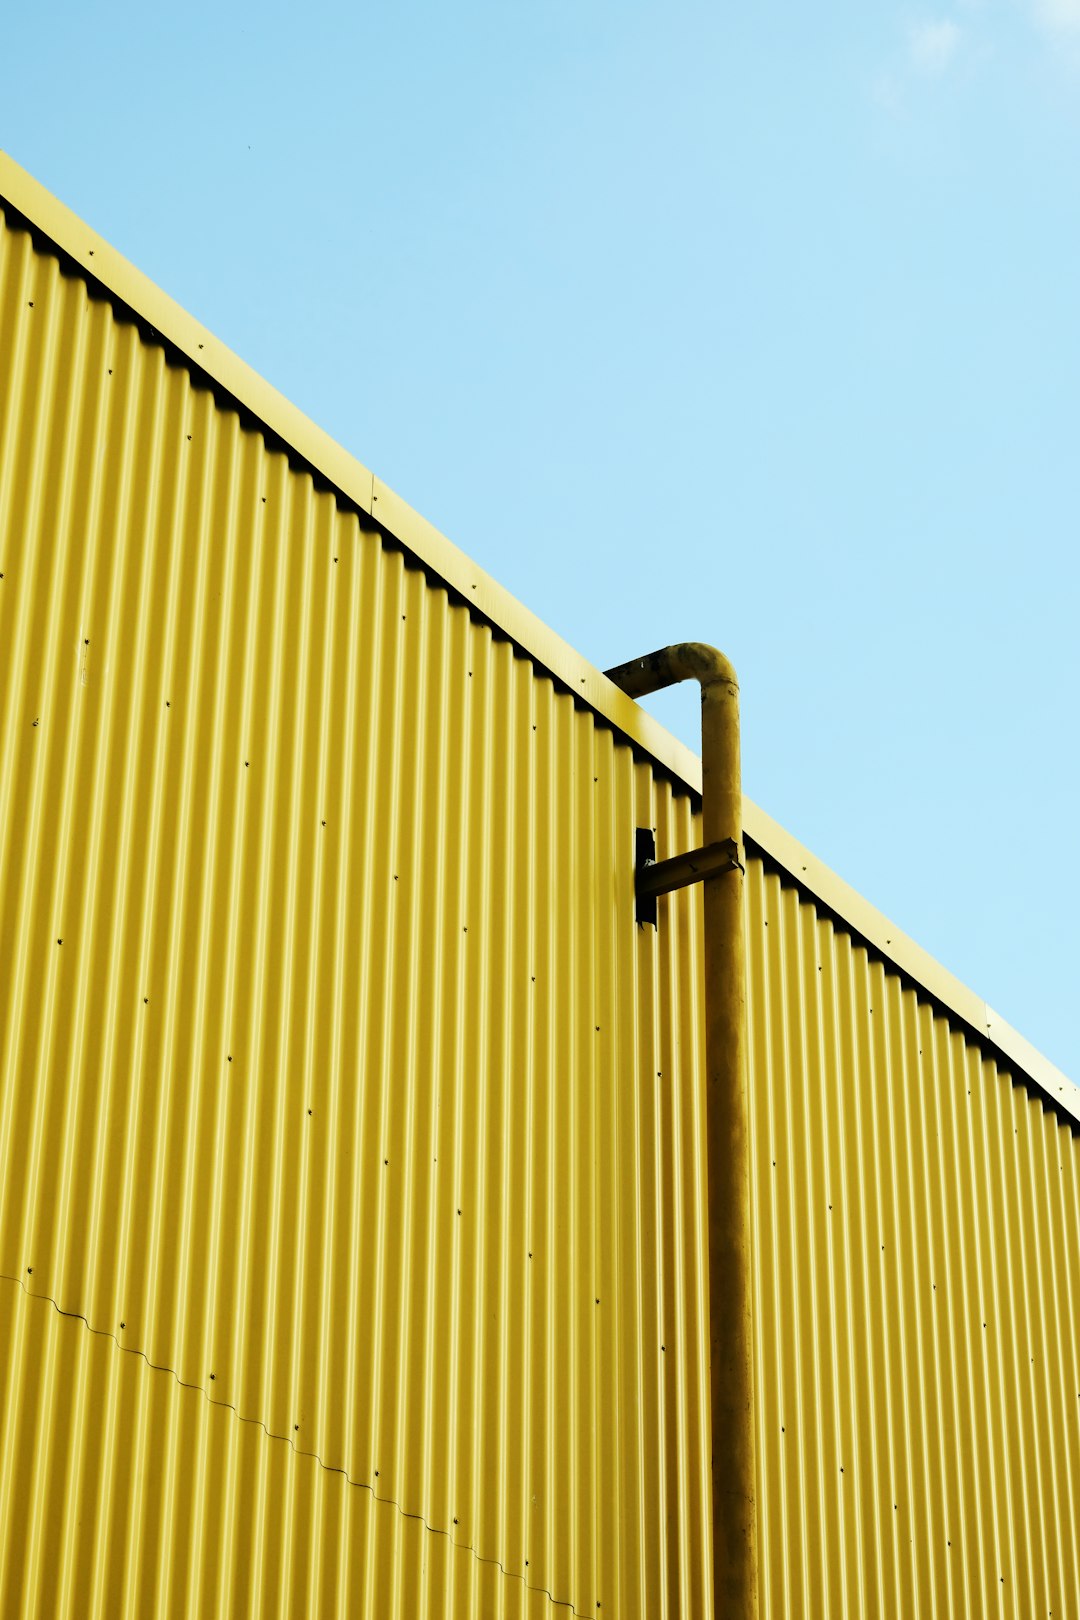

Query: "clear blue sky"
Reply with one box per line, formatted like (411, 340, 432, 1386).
(4, 0, 1077, 1077)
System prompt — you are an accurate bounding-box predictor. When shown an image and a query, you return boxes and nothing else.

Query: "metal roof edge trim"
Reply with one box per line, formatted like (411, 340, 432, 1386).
(1, 151, 1071, 1121)
(0, 149, 702, 795)
(743, 797, 1078, 1123)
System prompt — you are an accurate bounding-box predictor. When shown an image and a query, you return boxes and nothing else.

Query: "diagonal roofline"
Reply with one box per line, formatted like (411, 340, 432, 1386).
(1, 150, 1073, 1123)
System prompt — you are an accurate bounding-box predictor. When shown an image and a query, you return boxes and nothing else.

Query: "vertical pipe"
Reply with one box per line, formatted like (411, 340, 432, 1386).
(604, 644, 756, 1618)
(700, 667, 756, 1619)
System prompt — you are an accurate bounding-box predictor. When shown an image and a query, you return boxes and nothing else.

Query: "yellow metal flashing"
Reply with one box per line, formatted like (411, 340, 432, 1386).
(0, 148, 1070, 1122)
(0, 150, 700, 796)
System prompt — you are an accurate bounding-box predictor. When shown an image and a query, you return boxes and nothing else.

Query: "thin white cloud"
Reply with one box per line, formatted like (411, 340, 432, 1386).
(1034, 0, 1080, 33)
(909, 18, 963, 73)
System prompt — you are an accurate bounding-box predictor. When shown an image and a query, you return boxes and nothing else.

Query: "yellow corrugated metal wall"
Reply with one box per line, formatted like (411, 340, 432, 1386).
(0, 203, 712, 1618)
(1, 198, 1077, 1619)
(744, 855, 1080, 1618)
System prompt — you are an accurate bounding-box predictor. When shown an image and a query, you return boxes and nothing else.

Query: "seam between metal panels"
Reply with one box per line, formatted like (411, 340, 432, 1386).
(0, 1272, 590, 1620)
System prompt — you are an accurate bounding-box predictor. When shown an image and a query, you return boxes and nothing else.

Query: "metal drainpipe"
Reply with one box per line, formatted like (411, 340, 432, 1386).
(604, 643, 757, 1620)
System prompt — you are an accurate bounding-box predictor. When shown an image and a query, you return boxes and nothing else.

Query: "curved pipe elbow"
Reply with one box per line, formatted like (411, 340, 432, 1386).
(604, 642, 738, 701)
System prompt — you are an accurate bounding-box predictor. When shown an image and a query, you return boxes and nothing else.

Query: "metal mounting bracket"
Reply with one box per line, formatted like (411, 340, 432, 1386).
(635, 827, 744, 925)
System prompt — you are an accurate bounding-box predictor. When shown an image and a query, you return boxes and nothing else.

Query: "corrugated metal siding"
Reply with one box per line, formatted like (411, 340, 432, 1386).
(745, 853, 1080, 1618)
(2, 195, 1078, 1620)
(0, 205, 713, 1618)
